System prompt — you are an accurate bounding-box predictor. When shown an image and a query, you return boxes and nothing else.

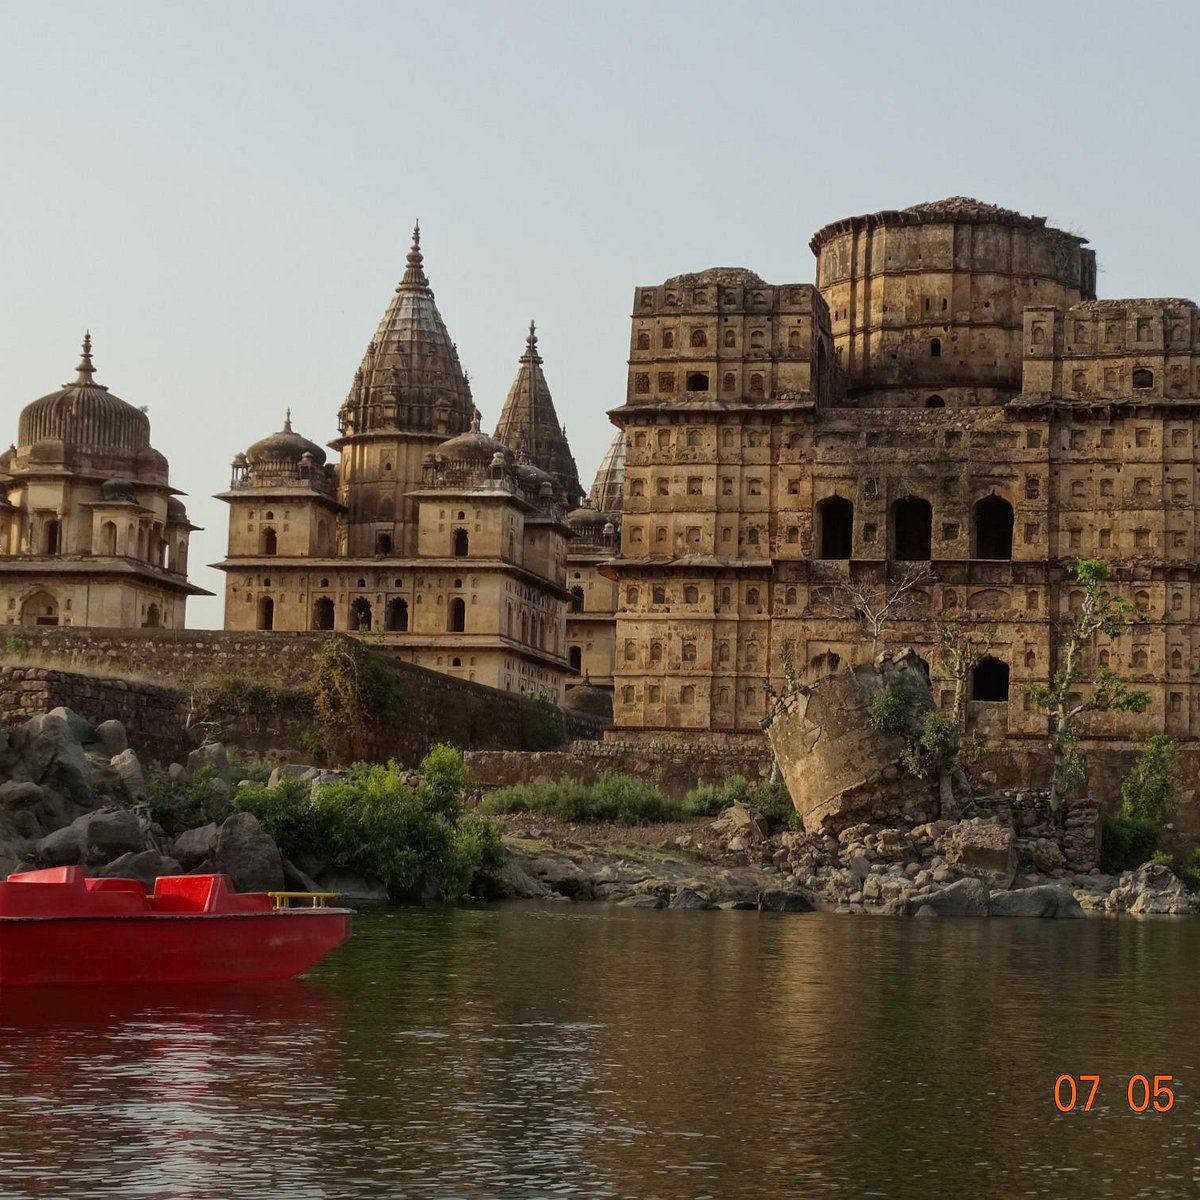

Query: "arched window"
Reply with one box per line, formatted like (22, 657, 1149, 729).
(749, 373, 764, 396)
(386, 597, 408, 632)
(1172, 648, 1183, 669)
(261, 527, 278, 555)
(1133, 368, 1154, 390)
(449, 597, 466, 633)
(724, 329, 736, 348)
(788, 329, 801, 350)
(662, 330, 674, 349)
(453, 529, 469, 556)
(686, 429, 699, 447)
(723, 372, 736, 391)
(746, 587, 760, 606)
(143, 603, 161, 629)
(625, 586, 639, 606)
(636, 331, 650, 350)
(43, 519, 61, 555)
(925, 395, 945, 408)
(650, 640, 662, 662)
(690, 329, 707, 348)
(816, 495, 853, 559)
(375, 532, 392, 555)
(785, 586, 797, 605)
(256, 596, 274, 631)
(312, 597, 335, 631)
(350, 597, 373, 631)
(750, 330, 765, 349)
(971, 657, 1009, 701)
(930, 338, 941, 358)
(974, 495, 1014, 560)
(686, 372, 709, 391)
(652, 586, 666, 604)
(682, 642, 697, 662)
(571, 586, 584, 612)
(891, 496, 933, 560)
(101, 521, 117, 555)
(623, 685, 635, 704)
(684, 586, 698, 604)
(569, 646, 582, 673)
(20, 590, 58, 626)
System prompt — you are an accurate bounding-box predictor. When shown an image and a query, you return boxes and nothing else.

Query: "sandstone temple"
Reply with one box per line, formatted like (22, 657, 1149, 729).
(0, 335, 206, 629)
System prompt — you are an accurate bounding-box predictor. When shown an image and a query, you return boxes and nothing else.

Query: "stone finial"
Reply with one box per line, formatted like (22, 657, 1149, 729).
(470, 408, 481, 433)
(398, 220, 429, 290)
(75, 331, 96, 385)
(283, 407, 293, 432)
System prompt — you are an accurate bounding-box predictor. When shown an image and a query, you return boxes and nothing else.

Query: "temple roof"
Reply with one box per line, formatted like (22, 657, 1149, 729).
(337, 224, 474, 439)
(493, 321, 583, 506)
(588, 429, 625, 516)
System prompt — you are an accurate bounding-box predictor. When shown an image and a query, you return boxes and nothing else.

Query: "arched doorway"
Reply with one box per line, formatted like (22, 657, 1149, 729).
(569, 646, 582, 674)
(974, 495, 1014, 560)
(349, 597, 373, 632)
(891, 496, 932, 560)
(20, 591, 58, 626)
(143, 603, 161, 628)
(816, 495, 854, 559)
(256, 596, 274, 631)
(448, 597, 466, 633)
(101, 521, 117, 555)
(386, 597, 409, 632)
(261, 528, 278, 555)
(312, 597, 335, 631)
(452, 529, 469, 556)
(972, 657, 1010, 701)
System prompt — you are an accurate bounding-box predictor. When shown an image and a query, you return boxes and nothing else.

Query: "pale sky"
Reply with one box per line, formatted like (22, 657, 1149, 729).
(2, 0, 1198, 627)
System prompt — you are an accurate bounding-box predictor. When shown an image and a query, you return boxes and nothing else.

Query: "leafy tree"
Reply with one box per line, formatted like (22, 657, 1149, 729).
(1029, 560, 1149, 822)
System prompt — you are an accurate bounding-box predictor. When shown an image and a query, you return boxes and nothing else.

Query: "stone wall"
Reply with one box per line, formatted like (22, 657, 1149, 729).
(467, 734, 772, 799)
(0, 630, 602, 767)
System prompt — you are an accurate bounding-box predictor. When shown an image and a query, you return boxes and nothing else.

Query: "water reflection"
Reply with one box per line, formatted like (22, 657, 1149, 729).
(0, 907, 1196, 1198)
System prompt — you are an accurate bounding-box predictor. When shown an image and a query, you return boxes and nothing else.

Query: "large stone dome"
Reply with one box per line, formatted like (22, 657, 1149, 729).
(18, 335, 150, 454)
(439, 412, 511, 464)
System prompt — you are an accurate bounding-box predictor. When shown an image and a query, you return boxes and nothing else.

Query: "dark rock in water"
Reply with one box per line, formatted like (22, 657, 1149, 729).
(759, 889, 816, 913)
(912, 877, 990, 917)
(619, 895, 666, 909)
(95, 851, 182, 891)
(913, 903, 939, 918)
(669, 886, 714, 910)
(172, 823, 219, 870)
(282, 858, 321, 894)
(990, 885, 1085, 919)
(315, 866, 387, 904)
(717, 900, 758, 910)
(214, 812, 284, 892)
(487, 857, 553, 900)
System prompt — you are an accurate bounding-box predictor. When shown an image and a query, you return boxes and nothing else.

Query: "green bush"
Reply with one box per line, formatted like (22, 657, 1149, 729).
(1120, 733, 1179, 825)
(147, 766, 234, 837)
(481, 773, 674, 824)
(521, 691, 565, 751)
(901, 712, 959, 779)
(1100, 811, 1163, 874)
(228, 753, 274, 785)
(1176, 849, 1200, 891)
(235, 745, 498, 899)
(682, 775, 794, 823)
(866, 680, 916, 737)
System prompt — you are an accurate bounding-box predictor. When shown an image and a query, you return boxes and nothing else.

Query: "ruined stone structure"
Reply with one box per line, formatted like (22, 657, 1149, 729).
(607, 197, 1200, 751)
(217, 228, 576, 701)
(0, 335, 206, 630)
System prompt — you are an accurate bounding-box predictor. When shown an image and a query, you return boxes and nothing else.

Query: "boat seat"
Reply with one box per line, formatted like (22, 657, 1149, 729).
(86, 878, 148, 896)
(152, 874, 272, 914)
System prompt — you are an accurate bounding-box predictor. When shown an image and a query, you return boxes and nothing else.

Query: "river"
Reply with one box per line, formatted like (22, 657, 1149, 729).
(0, 904, 1196, 1199)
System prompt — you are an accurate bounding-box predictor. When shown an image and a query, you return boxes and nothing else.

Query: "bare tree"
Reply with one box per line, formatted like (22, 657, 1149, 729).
(936, 618, 997, 733)
(833, 564, 934, 656)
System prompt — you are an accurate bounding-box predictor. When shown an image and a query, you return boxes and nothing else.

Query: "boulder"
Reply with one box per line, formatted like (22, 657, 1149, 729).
(314, 866, 387, 904)
(874, 828, 914, 862)
(759, 888, 816, 913)
(17, 714, 93, 805)
(109, 749, 148, 802)
(989, 885, 1085, 919)
(0, 781, 44, 812)
(36, 824, 81, 867)
(94, 851, 182, 891)
(91, 720, 128, 758)
(48, 707, 94, 745)
(1032, 837, 1067, 874)
(172, 823, 219, 870)
(187, 742, 230, 788)
(936, 819, 1016, 887)
(1112, 863, 1194, 915)
(619, 895, 666, 909)
(668, 886, 713, 910)
(717, 900, 758, 910)
(711, 802, 770, 843)
(913, 876, 990, 917)
(913, 904, 939, 918)
(487, 856, 553, 900)
(214, 812, 284, 892)
(77, 809, 146, 866)
(268, 764, 315, 789)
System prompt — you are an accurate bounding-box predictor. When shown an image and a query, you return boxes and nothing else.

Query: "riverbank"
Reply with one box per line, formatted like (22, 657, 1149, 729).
(493, 804, 1197, 917)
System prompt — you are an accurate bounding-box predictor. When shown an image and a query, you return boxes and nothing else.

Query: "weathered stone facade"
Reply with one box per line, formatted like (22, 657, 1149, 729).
(605, 197, 1200, 760)
(0, 335, 207, 631)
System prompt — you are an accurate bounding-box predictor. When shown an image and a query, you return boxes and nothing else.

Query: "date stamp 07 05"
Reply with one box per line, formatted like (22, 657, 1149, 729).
(1054, 1075, 1176, 1113)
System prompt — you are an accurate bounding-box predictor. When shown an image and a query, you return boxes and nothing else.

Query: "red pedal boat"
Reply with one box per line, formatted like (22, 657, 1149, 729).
(0, 867, 352, 987)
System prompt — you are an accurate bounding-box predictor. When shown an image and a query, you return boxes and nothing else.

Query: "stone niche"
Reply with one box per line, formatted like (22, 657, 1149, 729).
(765, 649, 941, 835)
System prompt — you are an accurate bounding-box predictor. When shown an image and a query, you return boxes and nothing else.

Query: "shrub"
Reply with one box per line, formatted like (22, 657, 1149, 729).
(866, 680, 914, 737)
(228, 753, 274, 785)
(1120, 733, 1179, 825)
(236, 745, 496, 899)
(521, 690, 565, 751)
(1176, 849, 1200, 891)
(481, 774, 673, 824)
(147, 766, 234, 837)
(901, 712, 959, 779)
(1100, 811, 1163, 874)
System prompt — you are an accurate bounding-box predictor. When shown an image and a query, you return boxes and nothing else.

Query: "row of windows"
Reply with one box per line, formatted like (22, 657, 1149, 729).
(634, 371, 769, 395)
(635, 327, 804, 351)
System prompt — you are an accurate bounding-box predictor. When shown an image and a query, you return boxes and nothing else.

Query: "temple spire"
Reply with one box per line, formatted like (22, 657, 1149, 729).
(75, 331, 95, 385)
(284, 408, 293, 432)
(522, 319, 541, 362)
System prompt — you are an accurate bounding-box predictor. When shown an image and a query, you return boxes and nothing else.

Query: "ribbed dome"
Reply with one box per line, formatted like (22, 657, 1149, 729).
(100, 477, 137, 503)
(338, 225, 475, 438)
(568, 502, 607, 529)
(246, 411, 327, 466)
(494, 322, 583, 505)
(18, 335, 150, 454)
(439, 412, 511, 463)
(515, 456, 558, 496)
(166, 496, 189, 521)
(588, 430, 625, 516)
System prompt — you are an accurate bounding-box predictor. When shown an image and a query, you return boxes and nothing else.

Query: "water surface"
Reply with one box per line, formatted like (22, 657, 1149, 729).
(0, 905, 1196, 1198)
